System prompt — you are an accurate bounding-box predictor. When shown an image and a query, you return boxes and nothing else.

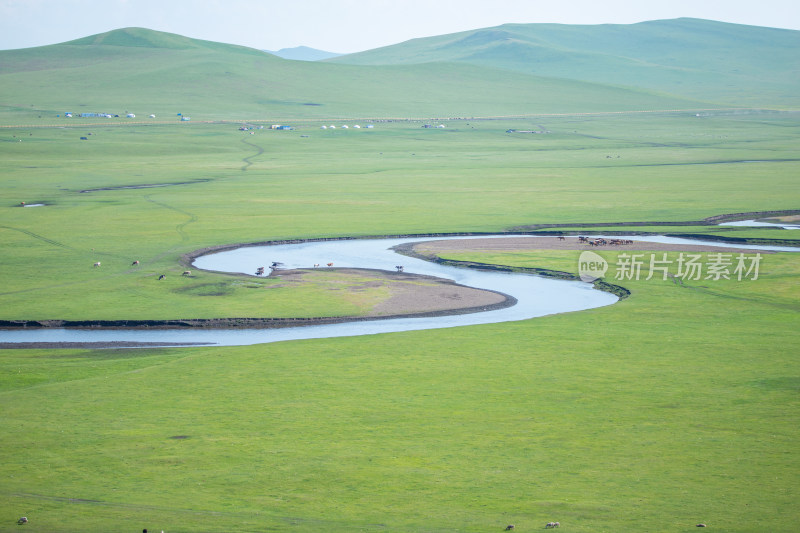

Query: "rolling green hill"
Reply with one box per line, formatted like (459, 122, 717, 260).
(0, 26, 728, 124)
(332, 18, 800, 108)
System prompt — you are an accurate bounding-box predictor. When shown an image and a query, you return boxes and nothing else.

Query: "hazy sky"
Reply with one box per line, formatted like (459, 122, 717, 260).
(1, 0, 799, 52)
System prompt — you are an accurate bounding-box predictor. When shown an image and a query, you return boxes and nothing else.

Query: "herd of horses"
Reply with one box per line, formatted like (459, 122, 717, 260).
(255, 261, 332, 276)
(91, 259, 188, 281)
(505, 522, 558, 530)
(504, 520, 706, 529)
(253, 262, 404, 276)
(576, 236, 634, 246)
(92, 257, 399, 279)
(554, 235, 634, 246)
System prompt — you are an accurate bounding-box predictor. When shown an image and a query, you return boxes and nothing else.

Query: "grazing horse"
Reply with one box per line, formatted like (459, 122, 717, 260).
(395, 265, 404, 272)
(131, 260, 139, 266)
(93, 262, 101, 267)
(158, 274, 166, 280)
(327, 262, 333, 267)
(504, 525, 515, 531)
(557, 236, 566, 241)
(182, 270, 191, 276)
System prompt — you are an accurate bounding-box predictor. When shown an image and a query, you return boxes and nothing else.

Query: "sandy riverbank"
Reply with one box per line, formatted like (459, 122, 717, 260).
(409, 236, 774, 255)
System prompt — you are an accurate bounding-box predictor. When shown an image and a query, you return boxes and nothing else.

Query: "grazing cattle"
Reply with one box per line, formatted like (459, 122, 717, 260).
(696, 525, 707, 528)
(327, 262, 333, 267)
(18, 517, 28, 524)
(504, 525, 515, 531)
(158, 274, 166, 280)
(131, 260, 140, 266)
(93, 262, 101, 267)
(545, 522, 560, 529)
(182, 270, 191, 276)
(313, 264, 319, 268)
(256, 267, 265, 276)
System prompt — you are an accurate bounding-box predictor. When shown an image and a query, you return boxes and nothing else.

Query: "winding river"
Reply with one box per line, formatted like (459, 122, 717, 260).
(719, 219, 800, 230)
(0, 235, 796, 347)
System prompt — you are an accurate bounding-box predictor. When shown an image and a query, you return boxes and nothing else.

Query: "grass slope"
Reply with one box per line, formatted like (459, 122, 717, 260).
(332, 18, 800, 108)
(0, 27, 719, 124)
(1, 251, 797, 531)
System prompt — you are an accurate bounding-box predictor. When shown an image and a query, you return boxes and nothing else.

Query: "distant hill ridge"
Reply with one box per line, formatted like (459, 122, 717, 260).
(66, 27, 209, 49)
(266, 46, 342, 61)
(0, 19, 796, 121)
(65, 26, 264, 53)
(331, 18, 800, 106)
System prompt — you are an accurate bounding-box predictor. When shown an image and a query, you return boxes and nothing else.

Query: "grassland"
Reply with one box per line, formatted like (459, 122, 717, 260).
(1, 24, 799, 532)
(1, 112, 799, 321)
(1, 249, 798, 531)
(1, 110, 798, 532)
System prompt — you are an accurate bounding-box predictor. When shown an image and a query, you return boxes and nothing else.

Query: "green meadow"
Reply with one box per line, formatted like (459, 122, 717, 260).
(1, 22, 799, 532)
(1, 250, 798, 532)
(2, 113, 799, 321)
